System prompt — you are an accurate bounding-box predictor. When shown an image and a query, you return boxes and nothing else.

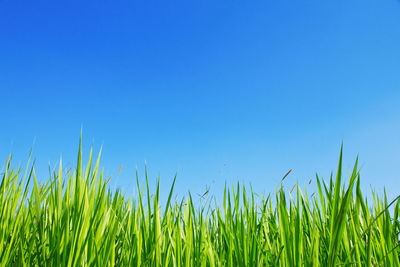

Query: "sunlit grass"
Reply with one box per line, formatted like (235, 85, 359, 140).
(0, 137, 399, 266)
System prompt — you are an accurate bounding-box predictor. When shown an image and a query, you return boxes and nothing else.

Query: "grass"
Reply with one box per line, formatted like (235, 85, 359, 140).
(0, 138, 399, 266)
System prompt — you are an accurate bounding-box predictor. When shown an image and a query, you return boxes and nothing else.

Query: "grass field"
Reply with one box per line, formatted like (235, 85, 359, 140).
(1, 139, 399, 266)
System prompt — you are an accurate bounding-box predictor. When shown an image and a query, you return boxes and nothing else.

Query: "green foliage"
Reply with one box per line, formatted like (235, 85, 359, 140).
(0, 141, 399, 266)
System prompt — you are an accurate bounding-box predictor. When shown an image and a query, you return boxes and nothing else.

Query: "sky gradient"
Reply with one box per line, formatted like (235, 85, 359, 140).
(1, 0, 400, 201)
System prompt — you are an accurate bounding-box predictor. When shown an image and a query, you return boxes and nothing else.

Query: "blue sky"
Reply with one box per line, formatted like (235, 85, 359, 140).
(1, 0, 399, 201)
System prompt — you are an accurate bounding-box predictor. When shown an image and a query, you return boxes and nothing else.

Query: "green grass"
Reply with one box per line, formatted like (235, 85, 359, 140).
(1, 138, 399, 266)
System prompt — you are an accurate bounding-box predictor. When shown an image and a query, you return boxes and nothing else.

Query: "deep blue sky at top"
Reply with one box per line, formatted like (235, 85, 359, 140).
(0, 0, 399, 200)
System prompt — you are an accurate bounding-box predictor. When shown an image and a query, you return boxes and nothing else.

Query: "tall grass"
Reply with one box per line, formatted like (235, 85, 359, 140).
(0, 138, 399, 266)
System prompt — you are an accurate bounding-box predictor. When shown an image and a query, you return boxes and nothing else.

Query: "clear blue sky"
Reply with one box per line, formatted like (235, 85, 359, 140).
(1, 0, 399, 201)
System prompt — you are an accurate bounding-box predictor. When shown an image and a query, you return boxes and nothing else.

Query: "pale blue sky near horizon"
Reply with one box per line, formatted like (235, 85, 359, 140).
(1, 0, 400, 201)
